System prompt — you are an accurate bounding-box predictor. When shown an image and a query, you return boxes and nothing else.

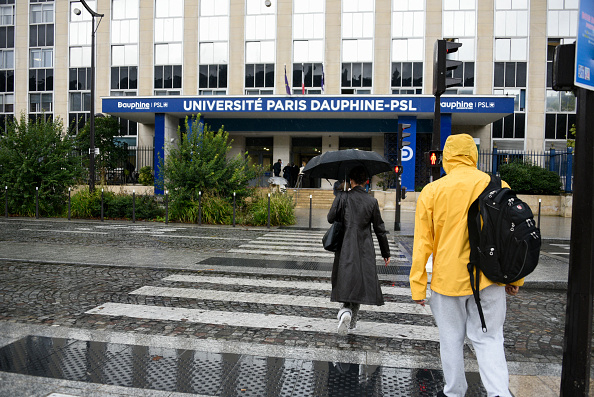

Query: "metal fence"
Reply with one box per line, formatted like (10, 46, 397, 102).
(77, 146, 154, 186)
(477, 147, 574, 192)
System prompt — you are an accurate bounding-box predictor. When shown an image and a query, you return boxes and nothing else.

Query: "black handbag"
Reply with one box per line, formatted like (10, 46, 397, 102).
(322, 195, 345, 252)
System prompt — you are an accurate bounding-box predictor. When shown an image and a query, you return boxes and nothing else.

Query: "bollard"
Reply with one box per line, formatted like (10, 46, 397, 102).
(68, 187, 71, 220)
(198, 191, 202, 225)
(101, 188, 104, 222)
(132, 190, 136, 223)
(4, 186, 7, 218)
(538, 198, 542, 229)
(35, 187, 39, 219)
(165, 190, 169, 224)
(309, 194, 312, 229)
(233, 192, 236, 227)
(267, 193, 271, 228)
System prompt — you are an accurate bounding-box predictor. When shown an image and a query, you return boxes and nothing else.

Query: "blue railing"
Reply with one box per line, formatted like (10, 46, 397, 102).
(477, 147, 573, 192)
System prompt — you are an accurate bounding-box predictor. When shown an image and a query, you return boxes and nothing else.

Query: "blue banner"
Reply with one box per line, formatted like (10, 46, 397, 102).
(575, 0, 594, 90)
(102, 96, 514, 115)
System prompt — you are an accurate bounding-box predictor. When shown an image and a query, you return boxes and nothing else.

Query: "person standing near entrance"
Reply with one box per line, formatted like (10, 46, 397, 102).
(409, 134, 522, 397)
(273, 159, 282, 177)
(328, 166, 391, 335)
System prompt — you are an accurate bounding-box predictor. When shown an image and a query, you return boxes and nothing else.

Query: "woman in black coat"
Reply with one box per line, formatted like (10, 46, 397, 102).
(327, 166, 391, 335)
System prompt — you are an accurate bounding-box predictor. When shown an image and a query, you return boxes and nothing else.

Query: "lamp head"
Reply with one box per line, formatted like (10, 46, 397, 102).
(73, 8, 81, 15)
(265, 0, 271, 7)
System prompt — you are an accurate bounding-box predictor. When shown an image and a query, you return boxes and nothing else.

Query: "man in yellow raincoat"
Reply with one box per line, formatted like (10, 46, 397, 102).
(410, 133, 523, 397)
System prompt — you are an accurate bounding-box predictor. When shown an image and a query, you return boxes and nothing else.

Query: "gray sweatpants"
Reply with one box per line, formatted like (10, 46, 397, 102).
(430, 285, 511, 397)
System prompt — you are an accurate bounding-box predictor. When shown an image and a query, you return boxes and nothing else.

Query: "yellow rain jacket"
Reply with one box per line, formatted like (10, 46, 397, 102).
(410, 134, 523, 300)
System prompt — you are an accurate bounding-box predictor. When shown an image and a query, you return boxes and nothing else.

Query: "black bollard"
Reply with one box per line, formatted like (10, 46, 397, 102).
(267, 193, 271, 228)
(233, 192, 236, 227)
(4, 186, 7, 218)
(309, 194, 312, 229)
(101, 189, 104, 222)
(165, 190, 169, 225)
(538, 199, 541, 229)
(68, 187, 71, 220)
(132, 190, 136, 223)
(198, 191, 202, 225)
(35, 187, 39, 219)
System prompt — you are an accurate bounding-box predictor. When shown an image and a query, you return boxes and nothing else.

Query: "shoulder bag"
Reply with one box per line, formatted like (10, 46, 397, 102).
(322, 194, 346, 252)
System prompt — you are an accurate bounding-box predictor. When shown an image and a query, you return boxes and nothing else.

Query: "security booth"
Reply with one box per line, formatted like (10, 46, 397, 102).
(102, 95, 514, 194)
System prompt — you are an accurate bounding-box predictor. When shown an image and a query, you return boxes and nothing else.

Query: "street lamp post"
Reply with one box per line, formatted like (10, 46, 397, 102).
(74, 1, 103, 193)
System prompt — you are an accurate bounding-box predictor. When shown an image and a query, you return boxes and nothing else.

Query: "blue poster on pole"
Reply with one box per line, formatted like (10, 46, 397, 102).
(575, 0, 594, 90)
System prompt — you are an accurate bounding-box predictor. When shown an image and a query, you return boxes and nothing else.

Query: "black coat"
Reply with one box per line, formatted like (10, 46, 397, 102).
(327, 186, 390, 306)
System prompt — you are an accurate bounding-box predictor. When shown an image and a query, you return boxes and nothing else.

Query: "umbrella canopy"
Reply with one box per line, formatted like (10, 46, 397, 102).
(301, 149, 392, 180)
(267, 176, 288, 185)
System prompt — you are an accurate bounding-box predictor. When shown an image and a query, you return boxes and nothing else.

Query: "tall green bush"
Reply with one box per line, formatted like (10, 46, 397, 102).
(158, 115, 259, 206)
(0, 114, 83, 216)
(499, 161, 562, 195)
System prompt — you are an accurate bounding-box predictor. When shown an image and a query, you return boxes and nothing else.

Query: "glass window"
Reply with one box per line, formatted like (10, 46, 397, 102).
(0, 5, 14, 26)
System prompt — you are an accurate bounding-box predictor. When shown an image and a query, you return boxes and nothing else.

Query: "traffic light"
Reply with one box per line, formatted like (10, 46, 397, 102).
(394, 165, 403, 175)
(433, 39, 462, 96)
(552, 42, 575, 92)
(398, 123, 411, 150)
(427, 150, 443, 168)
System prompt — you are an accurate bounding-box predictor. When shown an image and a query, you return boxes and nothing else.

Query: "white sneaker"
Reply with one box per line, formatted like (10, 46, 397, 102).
(337, 311, 351, 336)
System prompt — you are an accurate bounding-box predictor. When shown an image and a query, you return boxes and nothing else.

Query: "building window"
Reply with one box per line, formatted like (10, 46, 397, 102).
(245, 63, 274, 94)
(341, 62, 371, 94)
(391, 62, 422, 94)
(292, 62, 323, 94)
(154, 65, 182, 95)
(198, 64, 227, 94)
(0, 4, 14, 26)
(67, 67, 90, 135)
(111, 66, 137, 91)
(199, 0, 229, 95)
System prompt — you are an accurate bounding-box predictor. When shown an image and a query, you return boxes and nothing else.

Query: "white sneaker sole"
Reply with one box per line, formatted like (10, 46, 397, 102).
(338, 313, 351, 336)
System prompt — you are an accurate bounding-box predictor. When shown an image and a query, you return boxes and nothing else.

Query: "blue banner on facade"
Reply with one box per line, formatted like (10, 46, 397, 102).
(102, 96, 514, 115)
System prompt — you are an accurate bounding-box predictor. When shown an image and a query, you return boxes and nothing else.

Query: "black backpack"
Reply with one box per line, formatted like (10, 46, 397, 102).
(467, 175, 541, 331)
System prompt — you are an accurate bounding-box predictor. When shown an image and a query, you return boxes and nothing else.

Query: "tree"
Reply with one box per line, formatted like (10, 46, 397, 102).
(0, 114, 83, 216)
(158, 115, 259, 205)
(75, 115, 130, 184)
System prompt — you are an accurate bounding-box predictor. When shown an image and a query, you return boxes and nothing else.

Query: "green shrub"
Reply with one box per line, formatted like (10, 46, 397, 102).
(499, 162, 562, 195)
(70, 188, 102, 218)
(138, 166, 154, 186)
(70, 189, 163, 220)
(0, 114, 83, 216)
(247, 192, 296, 226)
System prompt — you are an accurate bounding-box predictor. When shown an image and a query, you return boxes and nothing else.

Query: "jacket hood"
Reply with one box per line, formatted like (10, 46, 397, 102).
(442, 133, 478, 174)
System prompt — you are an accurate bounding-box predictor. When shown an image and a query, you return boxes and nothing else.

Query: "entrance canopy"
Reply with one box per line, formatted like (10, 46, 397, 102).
(102, 95, 514, 126)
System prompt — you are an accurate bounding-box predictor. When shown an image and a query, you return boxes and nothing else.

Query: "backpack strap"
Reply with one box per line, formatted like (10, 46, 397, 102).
(467, 174, 501, 333)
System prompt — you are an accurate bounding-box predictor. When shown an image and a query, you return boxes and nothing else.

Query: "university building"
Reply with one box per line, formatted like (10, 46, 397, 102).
(0, 0, 578, 190)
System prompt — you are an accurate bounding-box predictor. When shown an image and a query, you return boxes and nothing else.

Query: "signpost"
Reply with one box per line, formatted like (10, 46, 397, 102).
(560, 1, 594, 395)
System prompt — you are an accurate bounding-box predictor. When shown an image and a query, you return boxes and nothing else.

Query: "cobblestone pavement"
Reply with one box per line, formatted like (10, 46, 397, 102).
(0, 218, 569, 369)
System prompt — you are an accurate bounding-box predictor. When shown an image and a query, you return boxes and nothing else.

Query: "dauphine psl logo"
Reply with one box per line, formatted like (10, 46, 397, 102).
(441, 101, 474, 110)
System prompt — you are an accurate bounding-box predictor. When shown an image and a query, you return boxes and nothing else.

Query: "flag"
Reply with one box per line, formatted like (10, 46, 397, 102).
(301, 63, 305, 95)
(284, 65, 291, 95)
(321, 64, 325, 94)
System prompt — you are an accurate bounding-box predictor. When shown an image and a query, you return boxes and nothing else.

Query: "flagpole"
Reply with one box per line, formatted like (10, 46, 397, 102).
(302, 63, 305, 95)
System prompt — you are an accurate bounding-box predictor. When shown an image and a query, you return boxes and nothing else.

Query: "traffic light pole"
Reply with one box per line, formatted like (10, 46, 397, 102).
(432, 94, 441, 182)
(560, 87, 594, 396)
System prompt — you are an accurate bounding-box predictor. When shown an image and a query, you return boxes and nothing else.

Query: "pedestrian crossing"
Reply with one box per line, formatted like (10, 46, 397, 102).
(228, 231, 408, 261)
(86, 273, 438, 343)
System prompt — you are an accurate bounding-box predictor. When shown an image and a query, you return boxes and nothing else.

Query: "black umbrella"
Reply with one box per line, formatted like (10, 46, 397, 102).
(301, 149, 392, 180)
